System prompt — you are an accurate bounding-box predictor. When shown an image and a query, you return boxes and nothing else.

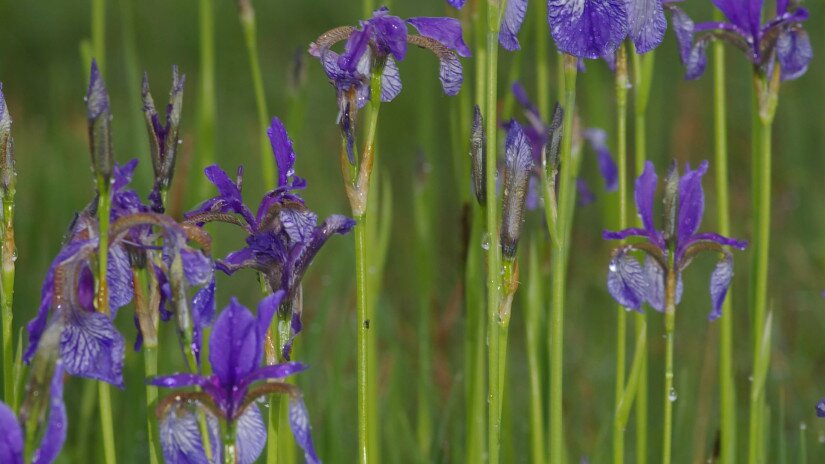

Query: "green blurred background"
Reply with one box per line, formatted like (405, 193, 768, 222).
(1, 0, 825, 462)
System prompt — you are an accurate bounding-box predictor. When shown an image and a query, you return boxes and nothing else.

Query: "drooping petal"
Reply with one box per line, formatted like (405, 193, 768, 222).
(181, 249, 213, 287)
(406, 17, 471, 57)
(447, 0, 467, 9)
(576, 178, 596, 206)
(256, 291, 285, 342)
(583, 128, 618, 191)
(708, 254, 733, 321)
(216, 247, 258, 276)
(635, 161, 658, 236)
(499, 0, 528, 51)
(676, 160, 708, 245)
(628, 0, 667, 53)
(237, 363, 307, 397)
(280, 207, 319, 246)
(606, 249, 648, 311)
(209, 298, 260, 388)
(684, 36, 711, 80)
(777, 26, 812, 81)
(32, 361, 68, 464)
(236, 405, 267, 464)
(644, 255, 684, 312)
(0, 401, 23, 464)
(684, 232, 748, 250)
(380, 56, 403, 102)
(668, 6, 695, 63)
(547, 0, 629, 59)
(289, 395, 321, 464)
(59, 310, 125, 387)
(107, 244, 134, 313)
(191, 279, 216, 329)
(816, 398, 825, 418)
(267, 117, 297, 188)
(406, 35, 464, 96)
(159, 403, 217, 464)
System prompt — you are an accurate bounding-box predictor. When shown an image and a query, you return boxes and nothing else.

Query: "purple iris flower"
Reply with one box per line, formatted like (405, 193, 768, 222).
(603, 161, 747, 320)
(151, 294, 319, 464)
(186, 117, 354, 359)
(25, 160, 215, 386)
(511, 81, 617, 209)
(817, 397, 825, 418)
(670, 0, 812, 80)
(0, 362, 66, 464)
(310, 7, 469, 163)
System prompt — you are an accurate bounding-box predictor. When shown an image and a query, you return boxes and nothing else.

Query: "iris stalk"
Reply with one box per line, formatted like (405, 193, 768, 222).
(711, 17, 735, 463)
(0, 174, 15, 406)
(662, 248, 677, 464)
(134, 268, 161, 464)
(524, 239, 545, 464)
(484, 1, 505, 462)
(613, 43, 629, 464)
(236, 0, 277, 188)
(197, 0, 216, 196)
(549, 54, 578, 464)
(91, 0, 105, 72)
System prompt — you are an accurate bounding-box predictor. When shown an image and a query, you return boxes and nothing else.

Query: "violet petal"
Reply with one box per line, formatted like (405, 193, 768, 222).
(547, 0, 629, 59)
(499, 0, 528, 51)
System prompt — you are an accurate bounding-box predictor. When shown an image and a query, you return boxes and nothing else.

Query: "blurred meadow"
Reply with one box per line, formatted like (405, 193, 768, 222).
(2, 0, 825, 462)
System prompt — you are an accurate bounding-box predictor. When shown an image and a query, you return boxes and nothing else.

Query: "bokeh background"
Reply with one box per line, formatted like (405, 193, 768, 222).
(1, 0, 824, 462)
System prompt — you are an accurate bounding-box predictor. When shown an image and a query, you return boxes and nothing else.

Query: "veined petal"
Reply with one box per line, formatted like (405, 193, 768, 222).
(267, 117, 297, 188)
(59, 310, 125, 387)
(380, 56, 402, 102)
(607, 250, 648, 310)
(282, 215, 355, 299)
(777, 26, 812, 81)
(499, 0, 528, 51)
(628, 0, 666, 54)
(0, 401, 23, 464)
(406, 17, 471, 57)
(406, 35, 464, 96)
(547, 0, 629, 59)
(635, 161, 658, 235)
(209, 298, 260, 388)
(159, 403, 218, 464)
(676, 160, 708, 245)
(107, 244, 134, 313)
(644, 255, 682, 312)
(711, 0, 761, 37)
(236, 405, 266, 464)
(584, 128, 618, 191)
(181, 249, 213, 287)
(191, 279, 216, 330)
(708, 253, 733, 321)
(668, 6, 695, 63)
(280, 207, 319, 246)
(684, 36, 711, 80)
(32, 361, 68, 464)
(289, 395, 321, 464)
(338, 28, 371, 73)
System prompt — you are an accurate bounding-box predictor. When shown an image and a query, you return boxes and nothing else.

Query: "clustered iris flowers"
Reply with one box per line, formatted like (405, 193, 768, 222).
(151, 293, 319, 464)
(670, 0, 812, 80)
(604, 161, 747, 319)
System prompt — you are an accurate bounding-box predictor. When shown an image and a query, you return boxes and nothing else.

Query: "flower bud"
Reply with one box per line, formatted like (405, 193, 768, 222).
(663, 161, 679, 242)
(0, 83, 15, 196)
(86, 60, 114, 181)
(470, 105, 486, 206)
(543, 103, 563, 178)
(500, 120, 533, 260)
(142, 66, 185, 194)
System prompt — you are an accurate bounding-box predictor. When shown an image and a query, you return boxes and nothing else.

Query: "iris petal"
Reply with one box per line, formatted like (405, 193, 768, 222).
(0, 401, 23, 464)
(499, 0, 528, 51)
(777, 26, 812, 81)
(289, 395, 321, 464)
(547, 0, 629, 59)
(407, 17, 471, 57)
(708, 254, 733, 321)
(607, 250, 648, 310)
(628, 0, 667, 54)
(59, 310, 125, 387)
(209, 298, 260, 388)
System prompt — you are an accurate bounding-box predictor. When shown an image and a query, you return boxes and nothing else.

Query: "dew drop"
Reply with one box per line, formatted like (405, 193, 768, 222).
(818, 433, 824, 444)
(481, 233, 491, 251)
(800, 422, 807, 431)
(668, 388, 677, 402)
(608, 261, 617, 272)
(748, 375, 753, 383)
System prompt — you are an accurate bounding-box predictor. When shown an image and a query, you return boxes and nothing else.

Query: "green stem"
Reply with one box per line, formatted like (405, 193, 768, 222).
(413, 171, 433, 460)
(712, 32, 736, 464)
(144, 346, 160, 464)
(613, 44, 629, 464)
(549, 55, 577, 464)
(355, 215, 370, 464)
(224, 420, 239, 464)
(465, 206, 486, 463)
(98, 382, 117, 464)
(484, 0, 504, 461)
(1, 193, 15, 405)
(197, 0, 216, 197)
(534, 0, 549, 120)
(238, 2, 276, 188)
(91, 0, 105, 70)
(525, 240, 546, 464)
(662, 260, 677, 464)
(631, 49, 654, 464)
(95, 174, 116, 464)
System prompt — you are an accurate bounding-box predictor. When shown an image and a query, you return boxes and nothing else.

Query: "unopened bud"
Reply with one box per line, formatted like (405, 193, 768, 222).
(86, 60, 114, 181)
(663, 161, 679, 242)
(470, 105, 486, 206)
(0, 84, 15, 195)
(142, 66, 185, 194)
(544, 103, 563, 178)
(500, 120, 533, 260)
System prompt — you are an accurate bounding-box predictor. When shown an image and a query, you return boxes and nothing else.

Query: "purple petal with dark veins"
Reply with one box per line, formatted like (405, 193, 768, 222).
(280, 208, 319, 246)
(407, 17, 471, 57)
(107, 245, 134, 314)
(629, 0, 666, 54)
(708, 254, 733, 321)
(635, 161, 658, 235)
(547, 0, 629, 59)
(436, 49, 463, 96)
(181, 249, 213, 287)
(159, 403, 216, 464)
(77, 265, 95, 312)
(59, 310, 125, 387)
(32, 361, 67, 464)
(289, 395, 321, 464)
(381, 56, 403, 102)
(777, 26, 812, 81)
(676, 160, 708, 244)
(684, 36, 710, 80)
(282, 215, 356, 299)
(0, 401, 23, 464)
(669, 6, 695, 63)
(644, 255, 682, 312)
(267, 117, 296, 188)
(209, 298, 260, 388)
(606, 250, 648, 310)
(236, 405, 267, 464)
(192, 279, 216, 329)
(584, 128, 618, 191)
(499, 0, 528, 51)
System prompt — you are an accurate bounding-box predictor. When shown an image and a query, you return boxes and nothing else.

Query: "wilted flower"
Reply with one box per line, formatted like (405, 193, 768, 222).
(603, 161, 747, 320)
(151, 294, 319, 464)
(185, 117, 354, 359)
(670, 0, 812, 80)
(0, 362, 67, 464)
(500, 120, 533, 260)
